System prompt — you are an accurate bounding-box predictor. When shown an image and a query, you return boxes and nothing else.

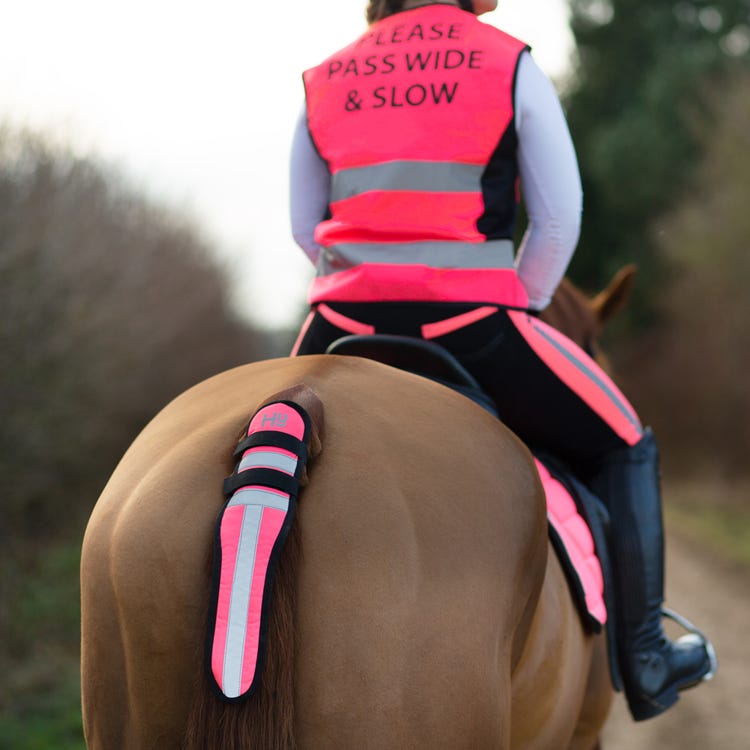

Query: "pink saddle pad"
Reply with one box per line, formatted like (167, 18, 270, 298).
(535, 458, 607, 628)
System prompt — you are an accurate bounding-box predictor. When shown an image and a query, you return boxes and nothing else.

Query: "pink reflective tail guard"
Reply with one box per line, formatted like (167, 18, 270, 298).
(206, 400, 311, 701)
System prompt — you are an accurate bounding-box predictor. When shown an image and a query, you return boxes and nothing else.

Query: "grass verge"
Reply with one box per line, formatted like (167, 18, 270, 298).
(1, 538, 85, 750)
(665, 478, 750, 568)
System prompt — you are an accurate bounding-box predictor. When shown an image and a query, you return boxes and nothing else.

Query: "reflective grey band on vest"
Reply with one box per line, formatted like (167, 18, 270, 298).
(331, 160, 485, 202)
(316, 239, 515, 275)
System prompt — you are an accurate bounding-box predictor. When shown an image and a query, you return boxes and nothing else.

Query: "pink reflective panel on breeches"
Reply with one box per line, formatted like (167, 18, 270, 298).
(508, 310, 643, 446)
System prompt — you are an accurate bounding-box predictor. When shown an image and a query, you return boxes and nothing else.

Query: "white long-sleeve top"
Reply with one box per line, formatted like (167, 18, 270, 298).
(289, 51, 582, 311)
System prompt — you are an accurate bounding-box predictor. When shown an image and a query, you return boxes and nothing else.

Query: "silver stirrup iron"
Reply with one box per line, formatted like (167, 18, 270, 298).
(662, 607, 718, 681)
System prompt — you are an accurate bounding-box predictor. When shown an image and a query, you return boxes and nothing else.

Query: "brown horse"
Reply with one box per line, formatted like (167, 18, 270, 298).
(80, 268, 636, 750)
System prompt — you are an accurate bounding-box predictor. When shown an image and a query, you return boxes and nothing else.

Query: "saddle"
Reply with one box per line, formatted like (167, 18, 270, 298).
(327, 334, 622, 690)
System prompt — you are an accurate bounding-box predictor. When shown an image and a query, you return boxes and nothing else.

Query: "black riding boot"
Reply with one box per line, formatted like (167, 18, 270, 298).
(589, 429, 716, 721)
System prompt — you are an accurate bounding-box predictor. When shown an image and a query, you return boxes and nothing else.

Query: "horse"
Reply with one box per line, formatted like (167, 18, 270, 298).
(80, 266, 637, 750)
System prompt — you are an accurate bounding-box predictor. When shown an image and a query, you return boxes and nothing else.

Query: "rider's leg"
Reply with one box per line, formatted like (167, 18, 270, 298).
(587, 430, 714, 720)
(449, 309, 715, 721)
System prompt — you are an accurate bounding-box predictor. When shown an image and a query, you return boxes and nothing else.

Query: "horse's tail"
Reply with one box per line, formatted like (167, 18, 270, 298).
(182, 384, 324, 750)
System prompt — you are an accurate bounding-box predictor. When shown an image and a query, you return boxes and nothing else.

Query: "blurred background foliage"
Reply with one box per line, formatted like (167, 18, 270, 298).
(1, 0, 749, 746)
(565, 0, 750, 324)
(0, 129, 289, 746)
(561, 0, 750, 478)
(0, 129, 283, 544)
(616, 69, 750, 476)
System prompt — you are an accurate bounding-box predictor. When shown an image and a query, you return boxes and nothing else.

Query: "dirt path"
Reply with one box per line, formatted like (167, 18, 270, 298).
(600, 526, 750, 749)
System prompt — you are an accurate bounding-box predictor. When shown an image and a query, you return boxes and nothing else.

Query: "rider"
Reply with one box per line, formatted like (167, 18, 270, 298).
(289, 0, 714, 720)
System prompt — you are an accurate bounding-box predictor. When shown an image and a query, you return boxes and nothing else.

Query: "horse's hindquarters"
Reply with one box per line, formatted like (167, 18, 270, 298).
(81, 355, 550, 749)
(80, 442, 224, 747)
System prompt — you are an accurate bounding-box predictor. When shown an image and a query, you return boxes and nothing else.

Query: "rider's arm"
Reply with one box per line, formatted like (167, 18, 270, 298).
(514, 52, 583, 311)
(290, 106, 330, 264)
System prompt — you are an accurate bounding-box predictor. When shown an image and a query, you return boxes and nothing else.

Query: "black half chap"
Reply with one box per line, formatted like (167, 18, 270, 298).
(293, 301, 642, 469)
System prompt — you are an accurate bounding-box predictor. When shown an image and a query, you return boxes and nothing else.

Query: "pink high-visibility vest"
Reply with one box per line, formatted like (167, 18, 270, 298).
(303, 5, 530, 308)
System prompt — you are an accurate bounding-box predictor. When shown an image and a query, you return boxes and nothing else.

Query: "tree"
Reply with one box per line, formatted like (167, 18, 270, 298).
(617, 71, 750, 475)
(0, 126, 282, 737)
(564, 0, 750, 323)
(0, 127, 273, 543)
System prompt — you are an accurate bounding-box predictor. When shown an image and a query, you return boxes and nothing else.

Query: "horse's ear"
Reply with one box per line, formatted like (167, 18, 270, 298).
(591, 264, 638, 325)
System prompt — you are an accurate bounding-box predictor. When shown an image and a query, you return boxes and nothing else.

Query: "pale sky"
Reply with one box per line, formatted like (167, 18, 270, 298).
(0, 0, 574, 329)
